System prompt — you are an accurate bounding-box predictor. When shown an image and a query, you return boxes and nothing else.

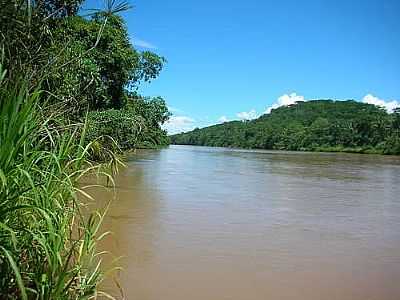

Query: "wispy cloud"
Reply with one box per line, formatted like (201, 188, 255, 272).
(218, 116, 230, 123)
(264, 92, 305, 114)
(362, 94, 399, 113)
(168, 106, 185, 114)
(132, 37, 157, 50)
(163, 116, 195, 134)
(236, 109, 258, 121)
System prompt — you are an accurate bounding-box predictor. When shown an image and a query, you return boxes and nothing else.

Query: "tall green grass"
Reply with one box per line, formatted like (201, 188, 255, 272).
(0, 64, 118, 299)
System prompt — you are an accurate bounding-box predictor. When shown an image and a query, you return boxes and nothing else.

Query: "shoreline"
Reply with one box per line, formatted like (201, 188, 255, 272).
(169, 143, 398, 156)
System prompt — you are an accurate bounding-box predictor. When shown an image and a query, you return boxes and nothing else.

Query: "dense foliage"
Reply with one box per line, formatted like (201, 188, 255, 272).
(1, 0, 170, 149)
(171, 100, 400, 155)
(0, 0, 169, 298)
(86, 94, 170, 151)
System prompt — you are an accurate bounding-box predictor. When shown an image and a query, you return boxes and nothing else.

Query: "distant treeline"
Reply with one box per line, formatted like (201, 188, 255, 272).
(171, 100, 400, 155)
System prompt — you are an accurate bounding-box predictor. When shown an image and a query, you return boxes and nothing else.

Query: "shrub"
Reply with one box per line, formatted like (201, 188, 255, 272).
(87, 109, 145, 151)
(382, 134, 400, 155)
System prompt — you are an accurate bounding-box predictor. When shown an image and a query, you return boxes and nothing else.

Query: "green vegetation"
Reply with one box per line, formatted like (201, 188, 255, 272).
(0, 67, 119, 299)
(1, 0, 170, 150)
(0, 0, 170, 298)
(171, 100, 400, 155)
(86, 94, 170, 151)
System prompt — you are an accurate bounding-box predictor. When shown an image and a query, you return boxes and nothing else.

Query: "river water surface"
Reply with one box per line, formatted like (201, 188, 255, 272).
(89, 145, 400, 300)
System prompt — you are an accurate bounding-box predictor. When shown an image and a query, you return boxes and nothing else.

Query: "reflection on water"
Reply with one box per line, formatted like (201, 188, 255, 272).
(91, 145, 400, 300)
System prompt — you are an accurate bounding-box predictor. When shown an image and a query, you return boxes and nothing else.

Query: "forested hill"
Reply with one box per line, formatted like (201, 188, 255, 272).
(170, 100, 400, 155)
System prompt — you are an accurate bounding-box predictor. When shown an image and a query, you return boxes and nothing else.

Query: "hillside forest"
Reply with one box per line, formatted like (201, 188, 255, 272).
(171, 100, 400, 155)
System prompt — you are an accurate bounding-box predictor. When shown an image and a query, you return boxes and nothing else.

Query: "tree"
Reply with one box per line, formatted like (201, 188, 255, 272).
(1, 0, 170, 150)
(393, 107, 400, 130)
(36, 0, 85, 17)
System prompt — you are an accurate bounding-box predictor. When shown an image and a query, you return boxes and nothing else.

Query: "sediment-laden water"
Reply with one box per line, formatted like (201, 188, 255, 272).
(89, 145, 400, 300)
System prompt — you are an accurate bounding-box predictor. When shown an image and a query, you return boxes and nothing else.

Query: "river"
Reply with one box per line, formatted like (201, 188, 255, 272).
(88, 145, 400, 300)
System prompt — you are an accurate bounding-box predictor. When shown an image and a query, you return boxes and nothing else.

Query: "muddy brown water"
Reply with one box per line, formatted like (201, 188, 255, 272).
(86, 145, 400, 300)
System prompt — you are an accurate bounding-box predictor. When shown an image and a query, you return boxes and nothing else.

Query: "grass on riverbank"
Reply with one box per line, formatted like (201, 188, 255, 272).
(0, 66, 118, 299)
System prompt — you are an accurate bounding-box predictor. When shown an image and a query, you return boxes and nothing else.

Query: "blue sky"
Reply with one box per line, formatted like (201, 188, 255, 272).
(85, 0, 400, 133)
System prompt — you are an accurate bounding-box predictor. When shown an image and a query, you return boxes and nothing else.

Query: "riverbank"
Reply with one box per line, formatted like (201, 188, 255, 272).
(0, 74, 117, 298)
(171, 143, 395, 156)
(0, 1, 171, 296)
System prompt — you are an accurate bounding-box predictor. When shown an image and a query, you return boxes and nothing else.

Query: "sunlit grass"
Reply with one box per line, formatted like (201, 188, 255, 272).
(0, 64, 120, 299)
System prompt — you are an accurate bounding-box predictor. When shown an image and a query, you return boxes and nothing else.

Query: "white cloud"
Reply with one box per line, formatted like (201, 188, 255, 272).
(168, 106, 185, 114)
(132, 38, 157, 49)
(218, 116, 229, 123)
(265, 92, 305, 114)
(163, 116, 195, 134)
(236, 109, 258, 121)
(362, 94, 399, 113)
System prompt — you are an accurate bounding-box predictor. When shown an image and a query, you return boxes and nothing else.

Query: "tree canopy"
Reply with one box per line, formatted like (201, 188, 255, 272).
(1, 0, 170, 149)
